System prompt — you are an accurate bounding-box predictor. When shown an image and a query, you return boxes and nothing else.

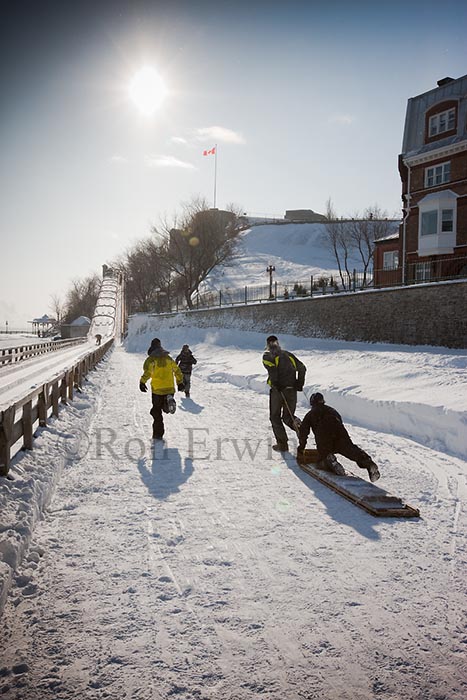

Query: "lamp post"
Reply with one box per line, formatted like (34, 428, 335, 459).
(266, 265, 275, 299)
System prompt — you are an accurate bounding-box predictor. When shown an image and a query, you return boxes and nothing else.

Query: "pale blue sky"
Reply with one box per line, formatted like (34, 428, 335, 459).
(1, 0, 466, 325)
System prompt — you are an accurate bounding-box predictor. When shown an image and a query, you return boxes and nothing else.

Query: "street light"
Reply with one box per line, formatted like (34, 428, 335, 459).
(266, 265, 276, 299)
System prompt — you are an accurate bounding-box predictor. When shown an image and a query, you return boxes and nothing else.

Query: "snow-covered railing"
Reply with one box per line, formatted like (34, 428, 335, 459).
(0, 338, 87, 367)
(0, 338, 113, 477)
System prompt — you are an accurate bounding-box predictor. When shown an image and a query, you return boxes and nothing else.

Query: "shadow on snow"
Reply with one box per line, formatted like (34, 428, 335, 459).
(137, 446, 194, 501)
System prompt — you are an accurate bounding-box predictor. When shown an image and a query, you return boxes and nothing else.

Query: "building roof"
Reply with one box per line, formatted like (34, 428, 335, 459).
(374, 232, 399, 243)
(70, 316, 91, 326)
(401, 73, 467, 155)
(30, 314, 56, 324)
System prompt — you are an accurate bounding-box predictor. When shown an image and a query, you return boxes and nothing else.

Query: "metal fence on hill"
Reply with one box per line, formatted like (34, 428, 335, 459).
(139, 256, 467, 314)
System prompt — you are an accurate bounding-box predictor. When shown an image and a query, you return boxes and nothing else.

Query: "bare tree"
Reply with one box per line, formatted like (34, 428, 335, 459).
(63, 274, 101, 323)
(119, 239, 172, 314)
(347, 205, 399, 287)
(324, 198, 353, 289)
(153, 197, 243, 308)
(49, 294, 64, 324)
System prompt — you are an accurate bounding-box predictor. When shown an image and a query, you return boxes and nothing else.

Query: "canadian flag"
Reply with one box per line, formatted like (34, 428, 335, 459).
(203, 146, 216, 156)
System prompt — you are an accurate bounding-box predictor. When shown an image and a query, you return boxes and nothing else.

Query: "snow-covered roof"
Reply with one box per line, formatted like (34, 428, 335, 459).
(31, 314, 56, 323)
(374, 232, 399, 243)
(70, 316, 91, 326)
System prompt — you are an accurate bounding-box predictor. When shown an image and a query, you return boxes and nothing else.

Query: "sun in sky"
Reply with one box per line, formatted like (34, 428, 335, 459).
(128, 66, 168, 115)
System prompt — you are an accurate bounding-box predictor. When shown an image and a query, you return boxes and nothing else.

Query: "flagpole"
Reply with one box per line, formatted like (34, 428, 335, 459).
(213, 143, 218, 209)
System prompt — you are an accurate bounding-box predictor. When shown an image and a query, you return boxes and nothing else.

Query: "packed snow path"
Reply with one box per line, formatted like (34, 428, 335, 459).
(0, 346, 466, 700)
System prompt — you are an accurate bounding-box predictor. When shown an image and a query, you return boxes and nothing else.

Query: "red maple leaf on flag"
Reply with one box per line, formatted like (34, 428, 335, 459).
(202, 147, 216, 156)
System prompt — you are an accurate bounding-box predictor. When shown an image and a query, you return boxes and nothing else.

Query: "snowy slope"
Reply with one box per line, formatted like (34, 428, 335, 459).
(201, 222, 398, 291)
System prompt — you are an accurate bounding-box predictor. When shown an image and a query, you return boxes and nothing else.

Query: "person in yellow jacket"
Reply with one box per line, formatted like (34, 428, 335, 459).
(139, 338, 184, 440)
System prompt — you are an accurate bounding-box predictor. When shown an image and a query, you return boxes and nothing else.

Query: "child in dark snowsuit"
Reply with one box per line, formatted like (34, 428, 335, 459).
(175, 344, 197, 398)
(298, 392, 381, 482)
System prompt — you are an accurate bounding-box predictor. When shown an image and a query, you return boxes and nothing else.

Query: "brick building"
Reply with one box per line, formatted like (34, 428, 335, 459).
(398, 74, 467, 283)
(373, 232, 402, 287)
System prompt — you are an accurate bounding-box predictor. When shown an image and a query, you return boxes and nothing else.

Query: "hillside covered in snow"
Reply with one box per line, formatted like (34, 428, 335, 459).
(201, 221, 399, 292)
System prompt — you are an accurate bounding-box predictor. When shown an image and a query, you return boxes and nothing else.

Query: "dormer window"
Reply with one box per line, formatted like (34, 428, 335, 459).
(429, 108, 455, 136)
(425, 161, 450, 187)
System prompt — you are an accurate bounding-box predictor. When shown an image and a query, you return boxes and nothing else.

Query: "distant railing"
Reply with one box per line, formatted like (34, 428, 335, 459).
(373, 255, 467, 288)
(406, 255, 467, 285)
(0, 339, 114, 477)
(135, 255, 467, 315)
(0, 338, 87, 367)
(192, 274, 367, 309)
(186, 257, 467, 310)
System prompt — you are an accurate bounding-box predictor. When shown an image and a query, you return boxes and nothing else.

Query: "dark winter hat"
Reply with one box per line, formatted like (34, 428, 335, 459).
(309, 392, 325, 406)
(150, 338, 161, 347)
(266, 335, 278, 344)
(182, 344, 189, 350)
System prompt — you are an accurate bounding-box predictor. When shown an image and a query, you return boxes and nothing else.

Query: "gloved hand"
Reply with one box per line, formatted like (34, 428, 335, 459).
(295, 381, 304, 391)
(139, 382, 148, 393)
(177, 383, 185, 392)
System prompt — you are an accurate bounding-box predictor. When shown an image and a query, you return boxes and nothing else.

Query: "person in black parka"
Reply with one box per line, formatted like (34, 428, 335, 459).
(175, 344, 197, 397)
(298, 392, 381, 482)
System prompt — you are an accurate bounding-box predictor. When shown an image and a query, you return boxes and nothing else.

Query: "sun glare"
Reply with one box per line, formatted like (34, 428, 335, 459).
(129, 66, 168, 116)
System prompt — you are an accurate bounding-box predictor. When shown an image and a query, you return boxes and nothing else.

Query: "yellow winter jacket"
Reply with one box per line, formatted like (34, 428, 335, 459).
(140, 351, 183, 395)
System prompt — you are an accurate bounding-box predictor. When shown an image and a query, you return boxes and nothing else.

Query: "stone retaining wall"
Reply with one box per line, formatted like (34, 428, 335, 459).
(132, 281, 467, 349)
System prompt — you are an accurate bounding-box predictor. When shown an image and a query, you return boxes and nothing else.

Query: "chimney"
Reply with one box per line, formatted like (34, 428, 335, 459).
(437, 77, 455, 87)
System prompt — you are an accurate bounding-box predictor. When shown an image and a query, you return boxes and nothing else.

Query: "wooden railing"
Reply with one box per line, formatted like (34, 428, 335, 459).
(0, 338, 87, 366)
(0, 339, 113, 476)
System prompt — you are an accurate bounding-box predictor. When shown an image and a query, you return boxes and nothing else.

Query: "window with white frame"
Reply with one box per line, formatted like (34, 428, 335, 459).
(417, 190, 458, 255)
(441, 208, 453, 232)
(429, 108, 456, 137)
(415, 262, 432, 281)
(383, 250, 399, 270)
(420, 207, 455, 236)
(425, 161, 450, 187)
(421, 210, 438, 236)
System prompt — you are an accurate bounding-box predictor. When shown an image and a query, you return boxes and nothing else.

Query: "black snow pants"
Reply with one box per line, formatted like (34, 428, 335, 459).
(317, 425, 372, 472)
(150, 394, 168, 439)
(333, 437, 372, 470)
(269, 387, 298, 445)
(182, 372, 191, 394)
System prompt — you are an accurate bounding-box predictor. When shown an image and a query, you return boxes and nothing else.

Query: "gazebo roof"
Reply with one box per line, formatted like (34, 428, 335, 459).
(30, 314, 56, 324)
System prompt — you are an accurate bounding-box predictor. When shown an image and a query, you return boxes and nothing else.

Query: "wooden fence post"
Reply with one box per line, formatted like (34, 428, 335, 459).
(67, 371, 74, 401)
(38, 384, 48, 427)
(61, 375, 68, 404)
(22, 400, 33, 450)
(52, 381, 60, 417)
(74, 365, 81, 392)
(0, 406, 15, 476)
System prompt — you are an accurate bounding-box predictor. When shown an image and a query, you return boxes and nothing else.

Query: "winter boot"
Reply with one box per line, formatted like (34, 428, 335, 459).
(185, 391, 190, 398)
(272, 443, 288, 452)
(323, 453, 346, 476)
(367, 461, 381, 483)
(166, 396, 176, 414)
